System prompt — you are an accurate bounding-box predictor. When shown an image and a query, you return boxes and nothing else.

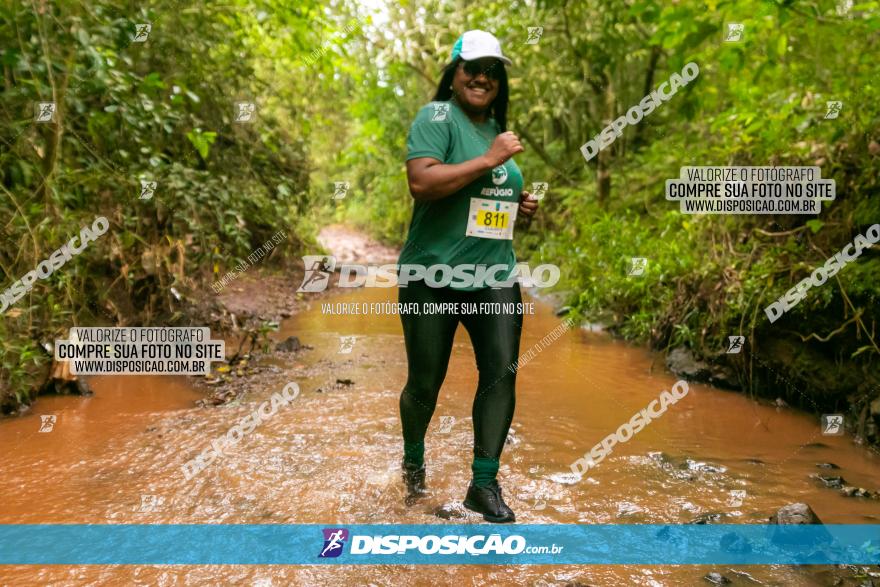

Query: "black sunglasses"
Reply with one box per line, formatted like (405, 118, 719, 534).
(461, 59, 503, 80)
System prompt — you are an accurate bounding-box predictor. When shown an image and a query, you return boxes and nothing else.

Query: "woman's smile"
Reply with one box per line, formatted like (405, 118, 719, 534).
(456, 76, 497, 110)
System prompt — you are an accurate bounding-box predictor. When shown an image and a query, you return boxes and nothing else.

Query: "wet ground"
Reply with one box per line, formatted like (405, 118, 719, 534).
(2, 228, 879, 586)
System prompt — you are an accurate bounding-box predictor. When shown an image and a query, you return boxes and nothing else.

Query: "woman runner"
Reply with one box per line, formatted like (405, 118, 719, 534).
(397, 30, 539, 523)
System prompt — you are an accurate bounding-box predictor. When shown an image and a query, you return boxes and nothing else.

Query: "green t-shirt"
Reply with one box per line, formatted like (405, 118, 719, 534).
(399, 100, 524, 291)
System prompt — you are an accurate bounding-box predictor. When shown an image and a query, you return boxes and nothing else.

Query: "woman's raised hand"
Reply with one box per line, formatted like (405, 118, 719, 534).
(482, 131, 524, 168)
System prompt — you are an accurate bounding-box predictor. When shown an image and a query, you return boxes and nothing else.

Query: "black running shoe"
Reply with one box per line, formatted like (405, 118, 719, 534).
(401, 462, 426, 503)
(463, 480, 516, 523)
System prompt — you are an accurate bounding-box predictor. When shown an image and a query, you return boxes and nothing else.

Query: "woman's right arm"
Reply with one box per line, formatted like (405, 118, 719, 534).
(406, 131, 524, 201)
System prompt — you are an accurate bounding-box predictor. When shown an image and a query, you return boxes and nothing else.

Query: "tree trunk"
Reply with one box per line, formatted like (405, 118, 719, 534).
(596, 75, 615, 208)
(632, 45, 661, 148)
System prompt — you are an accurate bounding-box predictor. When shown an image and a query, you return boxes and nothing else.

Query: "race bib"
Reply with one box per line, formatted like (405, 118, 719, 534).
(466, 197, 517, 240)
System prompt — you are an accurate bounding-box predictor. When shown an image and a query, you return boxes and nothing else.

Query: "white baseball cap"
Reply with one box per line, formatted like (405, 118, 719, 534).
(451, 30, 512, 66)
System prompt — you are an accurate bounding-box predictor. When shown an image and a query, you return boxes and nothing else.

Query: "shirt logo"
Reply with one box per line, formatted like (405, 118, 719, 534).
(491, 164, 508, 185)
(319, 528, 349, 558)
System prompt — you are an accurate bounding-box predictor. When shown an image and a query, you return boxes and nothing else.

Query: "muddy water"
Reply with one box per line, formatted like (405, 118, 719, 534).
(2, 285, 879, 586)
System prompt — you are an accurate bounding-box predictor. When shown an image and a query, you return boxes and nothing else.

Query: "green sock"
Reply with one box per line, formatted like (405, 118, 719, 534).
(403, 441, 424, 468)
(471, 457, 499, 487)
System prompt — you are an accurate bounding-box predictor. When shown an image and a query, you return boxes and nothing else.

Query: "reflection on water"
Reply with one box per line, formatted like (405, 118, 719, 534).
(2, 286, 878, 585)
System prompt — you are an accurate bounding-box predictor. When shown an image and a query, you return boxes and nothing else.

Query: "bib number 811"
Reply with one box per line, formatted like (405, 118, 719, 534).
(478, 210, 509, 228)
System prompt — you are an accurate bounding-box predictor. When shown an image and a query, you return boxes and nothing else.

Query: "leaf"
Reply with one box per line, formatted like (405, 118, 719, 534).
(777, 34, 787, 57)
(806, 219, 824, 233)
(185, 129, 217, 160)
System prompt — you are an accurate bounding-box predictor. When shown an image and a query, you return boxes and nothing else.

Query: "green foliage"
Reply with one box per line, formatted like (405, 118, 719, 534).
(324, 0, 879, 387)
(0, 0, 324, 407)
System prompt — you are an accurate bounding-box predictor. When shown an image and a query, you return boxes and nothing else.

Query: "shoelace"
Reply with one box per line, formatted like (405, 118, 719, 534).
(486, 484, 503, 506)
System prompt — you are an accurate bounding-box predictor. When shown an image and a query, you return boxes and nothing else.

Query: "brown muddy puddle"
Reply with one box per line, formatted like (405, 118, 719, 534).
(2, 285, 879, 586)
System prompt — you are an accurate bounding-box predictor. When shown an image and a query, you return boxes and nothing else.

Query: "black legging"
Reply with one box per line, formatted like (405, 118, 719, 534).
(398, 279, 523, 460)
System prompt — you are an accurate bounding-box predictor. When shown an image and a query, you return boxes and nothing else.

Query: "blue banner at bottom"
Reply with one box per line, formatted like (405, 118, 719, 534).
(1, 524, 879, 565)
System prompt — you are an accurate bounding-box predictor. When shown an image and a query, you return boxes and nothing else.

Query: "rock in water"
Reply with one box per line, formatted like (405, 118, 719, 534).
(434, 503, 466, 520)
(689, 512, 729, 525)
(275, 336, 302, 352)
(665, 347, 711, 380)
(839, 486, 877, 499)
(73, 378, 93, 396)
(769, 502, 823, 525)
(770, 503, 822, 525)
(811, 474, 846, 489)
(768, 503, 832, 546)
(703, 572, 731, 585)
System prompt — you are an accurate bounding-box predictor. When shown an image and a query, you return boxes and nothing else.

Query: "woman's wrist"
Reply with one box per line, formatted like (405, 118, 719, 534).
(478, 153, 498, 171)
